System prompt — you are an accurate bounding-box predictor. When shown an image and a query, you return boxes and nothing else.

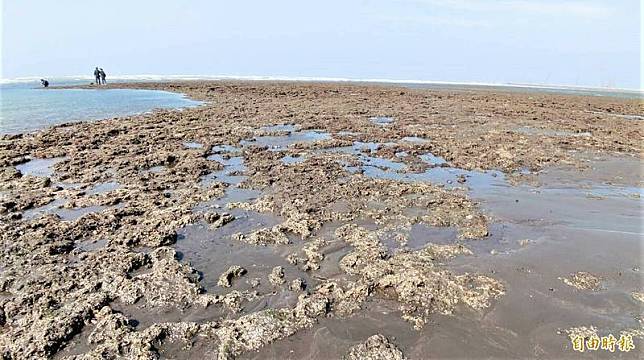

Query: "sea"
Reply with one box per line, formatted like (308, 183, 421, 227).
(0, 77, 201, 135)
(1, 75, 641, 135)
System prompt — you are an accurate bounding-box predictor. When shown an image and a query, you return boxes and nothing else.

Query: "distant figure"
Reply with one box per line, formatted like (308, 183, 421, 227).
(40, 79, 49, 88)
(99, 68, 106, 84)
(94, 67, 101, 85)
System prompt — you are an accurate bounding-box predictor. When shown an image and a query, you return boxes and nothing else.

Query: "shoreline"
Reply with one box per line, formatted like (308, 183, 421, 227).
(51, 78, 644, 100)
(1, 81, 642, 358)
(5, 74, 643, 95)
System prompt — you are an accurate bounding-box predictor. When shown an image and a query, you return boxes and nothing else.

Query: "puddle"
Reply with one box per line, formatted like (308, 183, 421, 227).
(248, 298, 417, 360)
(87, 181, 120, 195)
(76, 238, 108, 252)
(369, 116, 394, 126)
(206, 155, 244, 167)
(337, 131, 360, 136)
(23, 198, 67, 219)
(203, 172, 247, 186)
(183, 142, 203, 149)
(55, 182, 82, 190)
(406, 224, 459, 250)
(515, 127, 591, 137)
(419, 153, 448, 166)
(359, 155, 406, 171)
(147, 165, 166, 173)
(260, 124, 300, 133)
(203, 154, 247, 186)
(23, 199, 108, 221)
(281, 155, 306, 165)
(175, 217, 291, 292)
(241, 130, 331, 151)
(203, 143, 248, 186)
(337, 149, 503, 190)
(352, 141, 385, 153)
(210, 144, 241, 154)
(15, 157, 65, 177)
(193, 188, 263, 212)
(589, 111, 644, 121)
(322, 141, 396, 157)
(401, 136, 430, 143)
(55, 206, 108, 221)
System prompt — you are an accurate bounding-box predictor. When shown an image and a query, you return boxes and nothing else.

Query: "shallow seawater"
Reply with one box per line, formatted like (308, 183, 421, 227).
(369, 116, 394, 125)
(260, 124, 300, 133)
(281, 155, 306, 165)
(193, 188, 262, 212)
(22, 199, 67, 219)
(401, 136, 429, 143)
(15, 157, 65, 177)
(87, 181, 121, 195)
(241, 130, 331, 151)
(203, 153, 247, 186)
(419, 153, 447, 166)
(183, 142, 203, 149)
(333, 145, 504, 191)
(0, 81, 201, 134)
(175, 218, 294, 292)
(23, 199, 111, 221)
(211, 144, 241, 153)
(515, 126, 592, 137)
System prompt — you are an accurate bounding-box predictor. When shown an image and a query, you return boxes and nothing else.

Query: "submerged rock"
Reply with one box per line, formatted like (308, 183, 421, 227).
(336, 224, 503, 329)
(234, 227, 290, 246)
(289, 278, 306, 291)
(560, 271, 602, 291)
(632, 292, 644, 303)
(204, 211, 235, 228)
(269, 266, 286, 286)
(343, 334, 406, 360)
(216, 292, 330, 359)
(217, 265, 247, 288)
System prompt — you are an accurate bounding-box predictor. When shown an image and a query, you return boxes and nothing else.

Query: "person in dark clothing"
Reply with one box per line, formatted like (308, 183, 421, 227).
(99, 68, 106, 84)
(94, 67, 101, 85)
(40, 79, 49, 88)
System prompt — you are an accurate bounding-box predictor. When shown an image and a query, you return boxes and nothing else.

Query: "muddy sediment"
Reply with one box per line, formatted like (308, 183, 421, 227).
(0, 81, 642, 359)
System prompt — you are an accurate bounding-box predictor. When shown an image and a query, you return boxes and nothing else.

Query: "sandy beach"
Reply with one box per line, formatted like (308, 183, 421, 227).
(1, 81, 642, 359)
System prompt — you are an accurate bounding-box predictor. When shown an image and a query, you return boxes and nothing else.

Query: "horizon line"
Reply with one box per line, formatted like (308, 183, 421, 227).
(1, 74, 642, 93)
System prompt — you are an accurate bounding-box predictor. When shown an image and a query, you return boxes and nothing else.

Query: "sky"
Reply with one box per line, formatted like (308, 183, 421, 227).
(1, 0, 642, 89)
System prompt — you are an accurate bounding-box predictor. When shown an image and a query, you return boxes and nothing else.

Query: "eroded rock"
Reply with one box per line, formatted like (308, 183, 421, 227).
(343, 334, 406, 360)
(560, 272, 602, 291)
(217, 266, 247, 288)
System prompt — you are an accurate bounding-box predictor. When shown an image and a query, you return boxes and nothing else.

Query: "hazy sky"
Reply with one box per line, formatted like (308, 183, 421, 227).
(2, 0, 641, 89)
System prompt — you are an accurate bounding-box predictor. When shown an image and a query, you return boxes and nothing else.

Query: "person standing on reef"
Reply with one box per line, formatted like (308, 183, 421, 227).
(94, 67, 101, 85)
(99, 68, 107, 84)
(40, 79, 49, 88)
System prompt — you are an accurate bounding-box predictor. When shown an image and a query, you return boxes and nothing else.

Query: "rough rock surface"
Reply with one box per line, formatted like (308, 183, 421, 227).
(560, 271, 602, 291)
(269, 266, 286, 286)
(343, 334, 406, 360)
(1, 81, 641, 359)
(218, 266, 247, 288)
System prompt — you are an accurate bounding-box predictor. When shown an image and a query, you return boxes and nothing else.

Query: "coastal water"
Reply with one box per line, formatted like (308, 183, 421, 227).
(1, 75, 640, 135)
(0, 80, 200, 134)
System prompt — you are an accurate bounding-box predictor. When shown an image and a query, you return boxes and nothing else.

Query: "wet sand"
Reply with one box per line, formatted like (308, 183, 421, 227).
(0, 81, 642, 359)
